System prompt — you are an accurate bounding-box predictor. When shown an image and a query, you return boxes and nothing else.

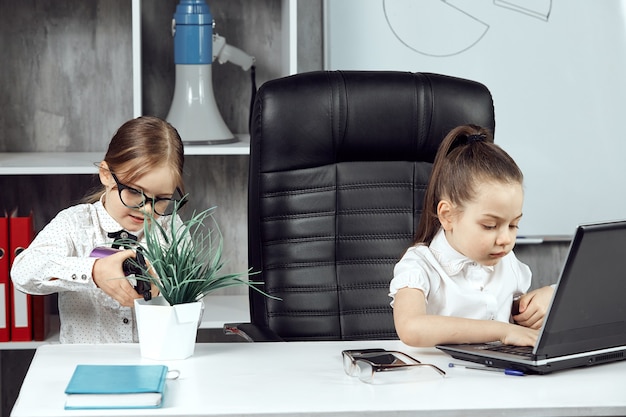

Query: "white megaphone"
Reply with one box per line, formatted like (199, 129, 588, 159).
(166, 0, 255, 145)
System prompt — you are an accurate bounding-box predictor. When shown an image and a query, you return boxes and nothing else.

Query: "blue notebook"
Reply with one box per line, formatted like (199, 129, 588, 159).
(64, 364, 168, 410)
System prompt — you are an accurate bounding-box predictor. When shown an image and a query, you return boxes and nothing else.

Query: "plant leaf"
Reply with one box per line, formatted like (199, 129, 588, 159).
(129, 201, 280, 305)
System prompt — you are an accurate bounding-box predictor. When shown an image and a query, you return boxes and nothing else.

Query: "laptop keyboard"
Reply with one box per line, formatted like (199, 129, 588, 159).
(484, 344, 534, 358)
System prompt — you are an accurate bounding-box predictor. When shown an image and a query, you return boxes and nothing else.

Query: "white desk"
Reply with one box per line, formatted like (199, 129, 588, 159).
(11, 340, 626, 417)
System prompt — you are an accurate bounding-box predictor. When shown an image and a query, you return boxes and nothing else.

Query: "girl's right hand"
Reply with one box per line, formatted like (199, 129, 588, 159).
(92, 249, 140, 307)
(501, 323, 539, 347)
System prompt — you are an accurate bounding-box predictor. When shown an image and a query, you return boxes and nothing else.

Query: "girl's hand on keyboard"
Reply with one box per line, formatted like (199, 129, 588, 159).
(501, 324, 538, 346)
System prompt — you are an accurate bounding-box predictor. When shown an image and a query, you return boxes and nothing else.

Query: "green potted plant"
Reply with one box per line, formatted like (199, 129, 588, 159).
(126, 202, 274, 360)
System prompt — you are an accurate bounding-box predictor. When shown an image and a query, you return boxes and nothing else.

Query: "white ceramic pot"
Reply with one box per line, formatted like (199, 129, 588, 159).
(134, 296, 204, 360)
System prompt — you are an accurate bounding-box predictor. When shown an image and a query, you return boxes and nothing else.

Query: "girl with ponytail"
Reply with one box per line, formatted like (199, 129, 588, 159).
(390, 125, 555, 347)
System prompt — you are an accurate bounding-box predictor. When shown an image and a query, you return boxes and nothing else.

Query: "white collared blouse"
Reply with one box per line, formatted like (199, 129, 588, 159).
(10, 200, 182, 344)
(389, 229, 531, 322)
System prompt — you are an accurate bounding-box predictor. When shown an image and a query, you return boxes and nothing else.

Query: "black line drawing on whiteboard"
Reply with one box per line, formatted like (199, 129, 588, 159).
(496, 0, 551, 21)
(382, 0, 552, 58)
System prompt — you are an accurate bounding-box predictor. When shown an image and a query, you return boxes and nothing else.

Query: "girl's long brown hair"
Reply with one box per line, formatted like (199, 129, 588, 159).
(414, 124, 523, 245)
(83, 116, 185, 203)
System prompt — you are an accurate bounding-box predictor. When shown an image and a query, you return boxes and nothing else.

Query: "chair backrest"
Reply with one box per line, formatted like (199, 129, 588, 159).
(248, 70, 495, 341)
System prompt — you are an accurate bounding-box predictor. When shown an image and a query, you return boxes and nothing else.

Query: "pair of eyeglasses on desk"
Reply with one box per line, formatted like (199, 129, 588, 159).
(342, 349, 446, 384)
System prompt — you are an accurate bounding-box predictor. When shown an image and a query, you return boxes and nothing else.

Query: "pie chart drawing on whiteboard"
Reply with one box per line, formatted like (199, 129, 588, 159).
(383, 0, 552, 57)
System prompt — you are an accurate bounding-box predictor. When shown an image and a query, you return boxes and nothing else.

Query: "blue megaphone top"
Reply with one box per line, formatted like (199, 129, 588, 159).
(172, 0, 213, 64)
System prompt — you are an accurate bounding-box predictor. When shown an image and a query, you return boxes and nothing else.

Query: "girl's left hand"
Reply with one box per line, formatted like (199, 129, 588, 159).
(513, 286, 555, 329)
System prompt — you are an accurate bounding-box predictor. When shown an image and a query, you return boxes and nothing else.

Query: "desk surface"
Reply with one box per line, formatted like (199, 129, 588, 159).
(11, 340, 626, 417)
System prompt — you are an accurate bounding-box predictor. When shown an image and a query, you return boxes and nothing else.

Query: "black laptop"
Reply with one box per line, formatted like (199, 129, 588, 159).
(437, 220, 626, 374)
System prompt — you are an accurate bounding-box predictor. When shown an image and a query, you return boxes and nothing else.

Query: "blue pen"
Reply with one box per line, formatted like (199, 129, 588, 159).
(448, 362, 525, 376)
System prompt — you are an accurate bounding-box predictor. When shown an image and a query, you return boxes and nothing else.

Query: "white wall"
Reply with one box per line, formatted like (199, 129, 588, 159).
(325, 0, 626, 236)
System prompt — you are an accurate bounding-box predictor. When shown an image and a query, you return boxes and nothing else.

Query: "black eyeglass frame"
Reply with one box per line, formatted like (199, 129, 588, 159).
(111, 172, 187, 216)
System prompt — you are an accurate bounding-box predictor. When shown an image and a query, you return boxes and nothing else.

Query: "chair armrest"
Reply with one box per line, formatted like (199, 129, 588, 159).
(223, 323, 285, 342)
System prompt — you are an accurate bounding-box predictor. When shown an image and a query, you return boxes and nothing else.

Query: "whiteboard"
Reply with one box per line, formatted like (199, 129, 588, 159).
(324, 0, 626, 236)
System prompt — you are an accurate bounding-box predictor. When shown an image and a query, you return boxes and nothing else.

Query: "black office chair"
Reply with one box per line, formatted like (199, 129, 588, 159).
(225, 70, 495, 341)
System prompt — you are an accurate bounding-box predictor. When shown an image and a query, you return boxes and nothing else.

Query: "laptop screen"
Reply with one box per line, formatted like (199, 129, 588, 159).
(537, 221, 626, 358)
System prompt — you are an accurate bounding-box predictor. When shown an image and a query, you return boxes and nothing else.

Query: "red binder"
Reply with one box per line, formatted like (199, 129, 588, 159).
(0, 213, 10, 342)
(32, 294, 52, 341)
(9, 211, 34, 341)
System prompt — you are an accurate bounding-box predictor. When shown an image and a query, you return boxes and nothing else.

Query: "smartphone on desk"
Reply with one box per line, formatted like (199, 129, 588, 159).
(342, 349, 420, 366)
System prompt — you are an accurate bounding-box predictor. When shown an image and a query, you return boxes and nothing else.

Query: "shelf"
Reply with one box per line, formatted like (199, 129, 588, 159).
(0, 315, 60, 350)
(0, 135, 250, 175)
(199, 294, 249, 329)
(0, 294, 248, 350)
(0, 152, 104, 175)
(184, 134, 250, 156)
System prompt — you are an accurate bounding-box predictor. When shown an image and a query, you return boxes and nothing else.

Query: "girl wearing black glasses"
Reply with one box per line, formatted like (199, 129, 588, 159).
(11, 116, 187, 343)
